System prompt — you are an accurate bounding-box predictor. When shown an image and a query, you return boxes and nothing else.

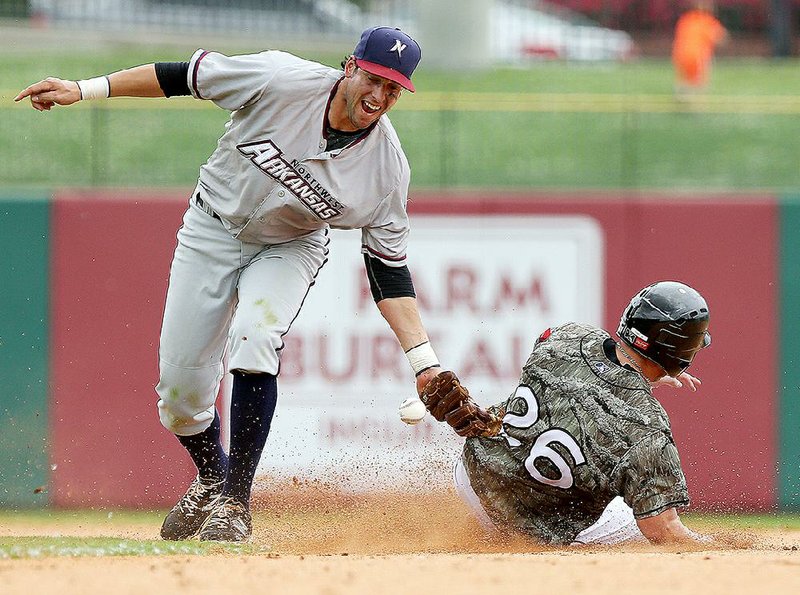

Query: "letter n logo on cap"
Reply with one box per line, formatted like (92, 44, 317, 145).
(389, 39, 407, 58)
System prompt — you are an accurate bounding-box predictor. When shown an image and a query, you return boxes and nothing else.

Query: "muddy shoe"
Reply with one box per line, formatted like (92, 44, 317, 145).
(160, 475, 224, 540)
(198, 496, 252, 542)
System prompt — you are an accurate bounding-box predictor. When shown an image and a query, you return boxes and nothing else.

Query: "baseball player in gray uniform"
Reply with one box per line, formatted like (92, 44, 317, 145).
(420, 281, 712, 546)
(17, 26, 449, 542)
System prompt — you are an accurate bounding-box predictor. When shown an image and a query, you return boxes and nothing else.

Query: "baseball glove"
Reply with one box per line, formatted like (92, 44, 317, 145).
(419, 371, 503, 438)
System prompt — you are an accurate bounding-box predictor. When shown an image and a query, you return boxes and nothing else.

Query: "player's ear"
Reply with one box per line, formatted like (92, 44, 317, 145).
(344, 57, 357, 78)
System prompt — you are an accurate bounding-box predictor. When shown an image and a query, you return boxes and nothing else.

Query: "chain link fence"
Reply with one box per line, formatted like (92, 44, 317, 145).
(5, 96, 800, 191)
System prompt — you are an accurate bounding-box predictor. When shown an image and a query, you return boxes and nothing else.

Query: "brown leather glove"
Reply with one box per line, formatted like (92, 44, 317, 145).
(419, 371, 503, 438)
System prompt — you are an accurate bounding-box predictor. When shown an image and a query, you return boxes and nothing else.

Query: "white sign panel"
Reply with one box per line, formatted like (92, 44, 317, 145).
(255, 215, 603, 491)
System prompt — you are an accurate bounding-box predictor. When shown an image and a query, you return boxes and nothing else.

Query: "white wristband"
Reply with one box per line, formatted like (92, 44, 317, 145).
(405, 342, 439, 376)
(76, 76, 110, 101)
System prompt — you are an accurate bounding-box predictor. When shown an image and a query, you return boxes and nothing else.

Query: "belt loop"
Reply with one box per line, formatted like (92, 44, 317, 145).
(194, 194, 221, 220)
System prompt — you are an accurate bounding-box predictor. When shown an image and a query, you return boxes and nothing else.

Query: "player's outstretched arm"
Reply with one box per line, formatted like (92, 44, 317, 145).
(15, 64, 164, 111)
(14, 77, 81, 111)
(375, 296, 442, 390)
(636, 507, 712, 545)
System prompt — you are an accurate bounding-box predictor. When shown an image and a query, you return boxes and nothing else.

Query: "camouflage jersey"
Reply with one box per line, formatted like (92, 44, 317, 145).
(462, 322, 689, 544)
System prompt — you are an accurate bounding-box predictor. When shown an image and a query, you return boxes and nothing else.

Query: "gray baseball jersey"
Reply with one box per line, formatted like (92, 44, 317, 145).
(463, 322, 689, 544)
(187, 49, 411, 265)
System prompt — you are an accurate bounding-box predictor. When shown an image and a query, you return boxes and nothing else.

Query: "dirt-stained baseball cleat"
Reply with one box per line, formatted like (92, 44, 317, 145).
(198, 496, 252, 542)
(160, 475, 224, 540)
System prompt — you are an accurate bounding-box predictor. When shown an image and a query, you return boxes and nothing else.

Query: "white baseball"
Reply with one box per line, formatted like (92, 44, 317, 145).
(398, 397, 427, 425)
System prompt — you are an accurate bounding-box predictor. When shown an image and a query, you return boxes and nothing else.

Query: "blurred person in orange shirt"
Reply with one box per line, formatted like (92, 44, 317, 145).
(672, 1, 728, 95)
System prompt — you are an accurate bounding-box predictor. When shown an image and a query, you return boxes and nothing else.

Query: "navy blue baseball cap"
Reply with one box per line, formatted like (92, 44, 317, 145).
(353, 26, 421, 92)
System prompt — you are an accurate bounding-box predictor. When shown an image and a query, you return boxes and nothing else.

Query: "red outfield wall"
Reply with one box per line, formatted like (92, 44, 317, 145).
(49, 190, 777, 510)
(409, 192, 777, 511)
(50, 190, 195, 507)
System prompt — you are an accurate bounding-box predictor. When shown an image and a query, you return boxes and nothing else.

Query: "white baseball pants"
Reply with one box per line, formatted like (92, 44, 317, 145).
(453, 456, 646, 546)
(156, 199, 329, 436)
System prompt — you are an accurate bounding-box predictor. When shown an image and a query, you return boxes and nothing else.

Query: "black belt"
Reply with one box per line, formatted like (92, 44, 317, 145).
(194, 193, 221, 220)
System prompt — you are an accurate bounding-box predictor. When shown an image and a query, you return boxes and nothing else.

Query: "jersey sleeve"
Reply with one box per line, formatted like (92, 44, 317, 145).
(360, 167, 410, 267)
(187, 49, 283, 111)
(618, 431, 690, 519)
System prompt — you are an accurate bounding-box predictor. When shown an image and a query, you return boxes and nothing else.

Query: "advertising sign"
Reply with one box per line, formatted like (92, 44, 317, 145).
(259, 215, 603, 490)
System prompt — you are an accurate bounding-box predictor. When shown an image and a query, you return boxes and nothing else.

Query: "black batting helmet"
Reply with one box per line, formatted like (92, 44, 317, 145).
(617, 281, 711, 377)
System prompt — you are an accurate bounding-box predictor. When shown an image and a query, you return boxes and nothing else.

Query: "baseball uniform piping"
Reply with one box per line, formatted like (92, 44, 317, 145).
(274, 229, 331, 375)
(321, 78, 341, 140)
(361, 244, 405, 262)
(191, 50, 211, 99)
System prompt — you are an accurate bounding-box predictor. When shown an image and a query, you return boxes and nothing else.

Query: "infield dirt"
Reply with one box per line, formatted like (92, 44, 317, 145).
(2, 488, 799, 595)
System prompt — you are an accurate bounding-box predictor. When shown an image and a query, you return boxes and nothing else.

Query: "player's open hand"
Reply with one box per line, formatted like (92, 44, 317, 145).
(651, 371, 701, 392)
(15, 77, 81, 111)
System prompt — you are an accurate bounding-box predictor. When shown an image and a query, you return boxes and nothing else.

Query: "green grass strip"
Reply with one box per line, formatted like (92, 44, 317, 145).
(0, 536, 268, 559)
(684, 513, 800, 530)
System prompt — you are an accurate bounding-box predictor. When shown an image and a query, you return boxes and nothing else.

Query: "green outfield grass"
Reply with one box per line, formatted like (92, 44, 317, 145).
(0, 509, 266, 558)
(0, 508, 798, 559)
(685, 512, 800, 530)
(3, 47, 800, 191)
(0, 536, 264, 559)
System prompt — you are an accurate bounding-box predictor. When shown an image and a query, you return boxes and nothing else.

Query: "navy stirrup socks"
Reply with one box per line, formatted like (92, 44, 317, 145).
(177, 409, 228, 482)
(224, 371, 278, 504)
